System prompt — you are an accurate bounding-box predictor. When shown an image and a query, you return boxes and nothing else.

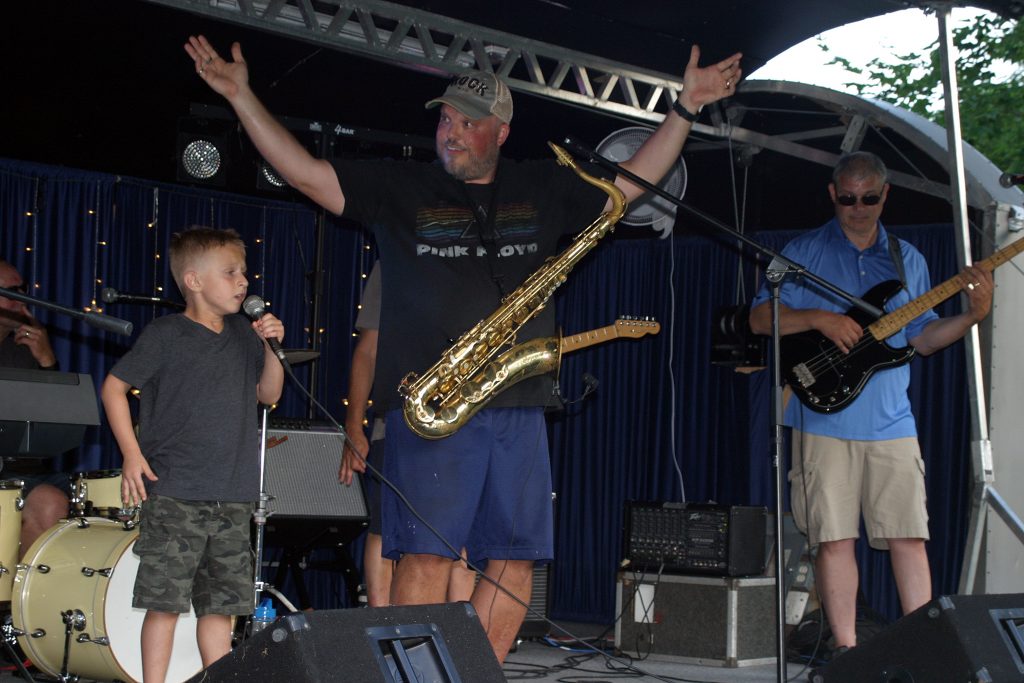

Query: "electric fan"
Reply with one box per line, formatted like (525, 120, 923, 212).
(595, 126, 687, 238)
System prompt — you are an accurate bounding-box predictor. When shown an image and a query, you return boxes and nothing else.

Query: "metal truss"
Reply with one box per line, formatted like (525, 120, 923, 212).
(144, 0, 685, 124)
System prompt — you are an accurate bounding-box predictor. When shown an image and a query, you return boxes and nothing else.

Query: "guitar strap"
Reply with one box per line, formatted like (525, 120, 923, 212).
(886, 232, 907, 290)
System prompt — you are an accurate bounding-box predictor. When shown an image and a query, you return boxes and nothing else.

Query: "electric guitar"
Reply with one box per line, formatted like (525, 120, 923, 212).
(561, 317, 661, 354)
(782, 235, 1024, 413)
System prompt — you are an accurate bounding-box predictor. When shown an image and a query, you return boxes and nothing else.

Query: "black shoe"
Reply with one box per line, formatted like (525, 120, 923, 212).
(831, 645, 852, 660)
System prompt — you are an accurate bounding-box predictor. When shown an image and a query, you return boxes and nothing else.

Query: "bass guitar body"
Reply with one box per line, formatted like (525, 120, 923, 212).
(780, 280, 915, 414)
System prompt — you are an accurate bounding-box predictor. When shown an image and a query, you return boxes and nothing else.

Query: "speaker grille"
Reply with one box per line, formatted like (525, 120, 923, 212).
(265, 428, 368, 520)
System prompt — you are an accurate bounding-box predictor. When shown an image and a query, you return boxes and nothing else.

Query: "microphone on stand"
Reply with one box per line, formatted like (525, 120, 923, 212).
(560, 136, 603, 164)
(101, 287, 184, 310)
(242, 295, 290, 369)
(999, 172, 1024, 188)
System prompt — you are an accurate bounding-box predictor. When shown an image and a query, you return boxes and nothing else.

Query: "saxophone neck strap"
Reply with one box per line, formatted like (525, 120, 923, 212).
(458, 161, 506, 297)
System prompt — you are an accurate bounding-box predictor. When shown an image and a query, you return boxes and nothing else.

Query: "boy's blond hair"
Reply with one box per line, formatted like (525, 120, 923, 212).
(168, 226, 246, 297)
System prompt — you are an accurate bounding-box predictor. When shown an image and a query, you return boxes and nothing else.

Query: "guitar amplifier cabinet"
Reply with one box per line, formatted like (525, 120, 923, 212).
(623, 502, 767, 576)
(264, 426, 368, 521)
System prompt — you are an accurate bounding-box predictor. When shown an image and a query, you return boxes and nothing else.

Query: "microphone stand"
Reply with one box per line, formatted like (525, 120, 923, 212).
(253, 403, 272, 612)
(558, 136, 881, 682)
(0, 285, 133, 336)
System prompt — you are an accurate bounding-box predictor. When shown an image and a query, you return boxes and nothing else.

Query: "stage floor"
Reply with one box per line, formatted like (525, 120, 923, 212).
(0, 622, 802, 682)
(504, 623, 797, 683)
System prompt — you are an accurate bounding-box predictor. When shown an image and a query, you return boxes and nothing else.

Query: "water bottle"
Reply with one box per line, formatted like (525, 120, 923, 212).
(251, 598, 277, 635)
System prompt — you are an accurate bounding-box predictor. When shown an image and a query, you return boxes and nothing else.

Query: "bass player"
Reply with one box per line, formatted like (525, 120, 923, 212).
(749, 151, 993, 659)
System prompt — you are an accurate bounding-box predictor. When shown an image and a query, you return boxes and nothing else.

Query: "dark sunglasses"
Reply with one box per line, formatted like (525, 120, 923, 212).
(836, 193, 882, 207)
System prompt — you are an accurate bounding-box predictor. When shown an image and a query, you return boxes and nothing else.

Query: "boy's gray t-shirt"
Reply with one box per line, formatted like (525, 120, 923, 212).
(110, 313, 265, 502)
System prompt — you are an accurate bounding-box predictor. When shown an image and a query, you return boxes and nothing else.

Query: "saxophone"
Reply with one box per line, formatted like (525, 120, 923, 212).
(399, 142, 627, 439)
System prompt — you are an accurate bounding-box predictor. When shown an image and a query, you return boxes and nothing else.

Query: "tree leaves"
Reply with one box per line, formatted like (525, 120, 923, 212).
(820, 15, 1024, 172)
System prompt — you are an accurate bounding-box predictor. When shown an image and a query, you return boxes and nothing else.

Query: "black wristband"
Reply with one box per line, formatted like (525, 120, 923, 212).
(672, 99, 700, 123)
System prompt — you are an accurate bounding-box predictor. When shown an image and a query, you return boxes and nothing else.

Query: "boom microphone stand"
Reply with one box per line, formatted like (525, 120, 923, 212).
(0, 285, 133, 337)
(558, 136, 882, 682)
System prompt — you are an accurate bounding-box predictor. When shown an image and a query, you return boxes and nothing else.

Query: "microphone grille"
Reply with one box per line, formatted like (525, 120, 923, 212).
(1000, 172, 1014, 189)
(100, 287, 118, 304)
(242, 295, 266, 320)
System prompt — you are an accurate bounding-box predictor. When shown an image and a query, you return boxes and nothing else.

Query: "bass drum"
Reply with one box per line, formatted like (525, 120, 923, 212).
(12, 517, 204, 683)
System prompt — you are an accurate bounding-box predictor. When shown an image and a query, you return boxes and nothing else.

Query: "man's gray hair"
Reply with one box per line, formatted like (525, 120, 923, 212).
(833, 151, 888, 185)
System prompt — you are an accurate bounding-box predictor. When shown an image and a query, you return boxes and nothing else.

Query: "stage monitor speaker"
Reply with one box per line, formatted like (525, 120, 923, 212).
(265, 427, 368, 521)
(187, 602, 505, 682)
(811, 593, 1024, 683)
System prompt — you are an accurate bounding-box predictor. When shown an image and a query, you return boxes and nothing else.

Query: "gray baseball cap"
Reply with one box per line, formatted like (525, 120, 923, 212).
(425, 70, 513, 123)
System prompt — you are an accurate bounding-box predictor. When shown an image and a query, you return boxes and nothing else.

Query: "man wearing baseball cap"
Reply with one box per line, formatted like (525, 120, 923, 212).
(187, 33, 742, 664)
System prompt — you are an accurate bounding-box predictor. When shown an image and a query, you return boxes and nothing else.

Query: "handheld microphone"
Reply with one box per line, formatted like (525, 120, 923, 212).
(999, 172, 1024, 188)
(101, 287, 184, 310)
(242, 295, 289, 367)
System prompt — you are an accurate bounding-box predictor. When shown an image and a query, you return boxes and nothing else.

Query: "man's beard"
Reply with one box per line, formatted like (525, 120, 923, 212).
(439, 142, 499, 182)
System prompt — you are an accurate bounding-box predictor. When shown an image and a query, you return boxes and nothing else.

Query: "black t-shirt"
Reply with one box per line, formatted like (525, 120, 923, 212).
(109, 313, 265, 502)
(332, 157, 610, 411)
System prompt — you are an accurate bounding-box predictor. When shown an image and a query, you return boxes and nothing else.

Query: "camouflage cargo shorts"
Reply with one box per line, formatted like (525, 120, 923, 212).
(132, 494, 254, 617)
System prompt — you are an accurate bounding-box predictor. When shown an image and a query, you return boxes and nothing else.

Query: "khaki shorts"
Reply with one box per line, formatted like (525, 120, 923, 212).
(789, 431, 928, 550)
(133, 494, 254, 616)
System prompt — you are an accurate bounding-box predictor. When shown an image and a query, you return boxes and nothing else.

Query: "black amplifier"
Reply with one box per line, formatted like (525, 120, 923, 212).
(623, 501, 767, 576)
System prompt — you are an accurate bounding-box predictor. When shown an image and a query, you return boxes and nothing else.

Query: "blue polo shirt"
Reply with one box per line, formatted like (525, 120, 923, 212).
(752, 219, 938, 440)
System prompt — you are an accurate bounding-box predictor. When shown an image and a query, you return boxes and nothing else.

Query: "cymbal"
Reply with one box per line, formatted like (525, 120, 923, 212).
(282, 349, 320, 365)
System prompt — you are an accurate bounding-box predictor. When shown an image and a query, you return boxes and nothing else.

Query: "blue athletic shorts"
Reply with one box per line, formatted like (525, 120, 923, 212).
(381, 407, 553, 566)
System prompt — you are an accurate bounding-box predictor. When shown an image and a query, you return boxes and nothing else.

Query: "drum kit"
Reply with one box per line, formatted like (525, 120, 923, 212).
(1, 471, 204, 683)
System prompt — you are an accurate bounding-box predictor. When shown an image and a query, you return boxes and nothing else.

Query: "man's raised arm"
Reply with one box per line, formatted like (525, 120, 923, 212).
(185, 36, 346, 214)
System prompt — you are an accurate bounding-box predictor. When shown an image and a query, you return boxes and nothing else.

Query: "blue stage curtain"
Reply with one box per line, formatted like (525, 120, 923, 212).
(1, 157, 975, 625)
(0, 158, 361, 469)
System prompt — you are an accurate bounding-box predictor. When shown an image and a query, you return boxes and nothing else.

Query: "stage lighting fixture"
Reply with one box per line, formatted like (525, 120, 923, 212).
(176, 116, 230, 187)
(182, 139, 222, 180)
(257, 159, 288, 192)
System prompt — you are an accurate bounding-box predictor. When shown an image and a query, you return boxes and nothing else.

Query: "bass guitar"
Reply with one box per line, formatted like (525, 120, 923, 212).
(782, 235, 1024, 413)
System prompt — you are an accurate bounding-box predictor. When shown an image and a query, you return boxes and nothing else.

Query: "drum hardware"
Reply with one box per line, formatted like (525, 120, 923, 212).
(1, 614, 37, 682)
(59, 608, 86, 683)
(80, 566, 113, 578)
(74, 517, 89, 529)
